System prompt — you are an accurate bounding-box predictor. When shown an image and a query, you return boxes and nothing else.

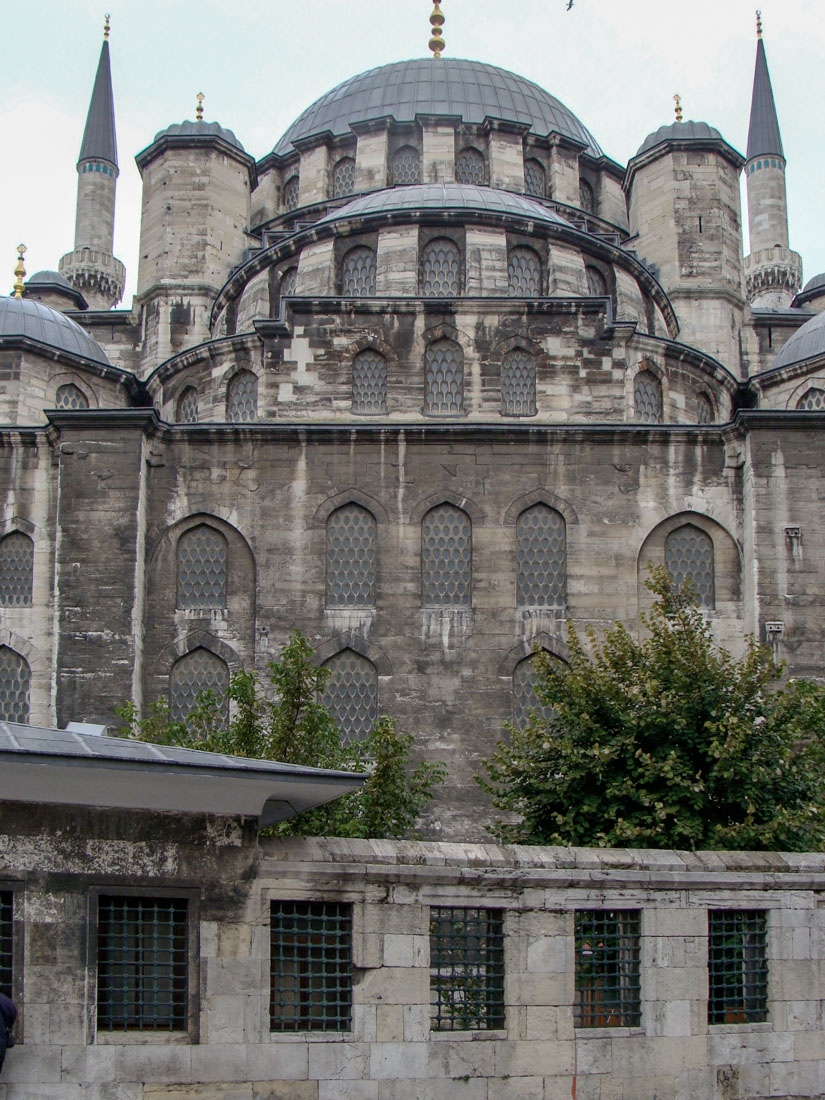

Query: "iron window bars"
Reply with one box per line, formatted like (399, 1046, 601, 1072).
(429, 906, 505, 1031)
(0, 891, 12, 994)
(270, 900, 352, 1032)
(708, 910, 768, 1025)
(575, 909, 641, 1028)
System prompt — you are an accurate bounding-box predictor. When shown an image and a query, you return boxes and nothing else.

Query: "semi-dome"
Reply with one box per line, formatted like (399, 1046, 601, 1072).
(152, 120, 245, 151)
(0, 297, 110, 365)
(636, 120, 723, 157)
(772, 310, 825, 372)
(319, 183, 572, 227)
(273, 58, 603, 157)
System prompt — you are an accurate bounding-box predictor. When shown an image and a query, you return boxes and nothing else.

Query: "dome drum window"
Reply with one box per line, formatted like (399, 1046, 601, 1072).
(0, 646, 30, 723)
(279, 268, 298, 300)
(227, 370, 258, 423)
(177, 387, 199, 424)
(508, 247, 542, 297)
(501, 349, 537, 417)
(523, 158, 546, 198)
(0, 532, 34, 607)
(352, 349, 387, 415)
(421, 503, 472, 608)
(796, 387, 825, 411)
(420, 238, 461, 298)
(391, 145, 421, 186)
(283, 175, 300, 212)
(55, 383, 89, 410)
(517, 505, 565, 608)
(455, 147, 485, 186)
(177, 524, 228, 610)
(322, 650, 378, 742)
(425, 340, 464, 415)
(634, 370, 663, 424)
(665, 524, 715, 609)
(333, 156, 356, 199)
(326, 504, 376, 608)
(168, 648, 229, 723)
(341, 246, 376, 297)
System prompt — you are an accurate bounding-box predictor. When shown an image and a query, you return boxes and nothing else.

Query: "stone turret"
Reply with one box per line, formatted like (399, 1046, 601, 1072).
(58, 19, 125, 309)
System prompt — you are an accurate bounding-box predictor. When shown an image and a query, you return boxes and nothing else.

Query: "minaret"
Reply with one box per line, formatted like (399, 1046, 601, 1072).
(59, 16, 125, 309)
(743, 11, 801, 308)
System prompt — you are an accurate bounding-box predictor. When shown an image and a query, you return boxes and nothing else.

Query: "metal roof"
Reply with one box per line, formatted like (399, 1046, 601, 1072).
(318, 183, 571, 227)
(803, 273, 825, 294)
(25, 270, 88, 310)
(747, 38, 783, 160)
(636, 120, 723, 157)
(771, 310, 825, 371)
(0, 297, 109, 364)
(152, 119, 245, 152)
(273, 58, 603, 157)
(78, 39, 118, 167)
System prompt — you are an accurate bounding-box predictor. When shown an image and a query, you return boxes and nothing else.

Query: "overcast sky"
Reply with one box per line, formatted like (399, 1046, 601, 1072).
(3, 0, 823, 305)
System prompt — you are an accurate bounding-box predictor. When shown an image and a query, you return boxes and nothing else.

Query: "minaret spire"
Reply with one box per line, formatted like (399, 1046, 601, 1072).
(78, 20, 118, 170)
(746, 12, 783, 161)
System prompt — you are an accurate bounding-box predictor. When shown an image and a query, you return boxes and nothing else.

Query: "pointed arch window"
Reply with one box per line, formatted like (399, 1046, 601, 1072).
(283, 175, 300, 212)
(177, 387, 199, 424)
(425, 339, 463, 415)
(392, 146, 421, 186)
(227, 370, 258, 423)
(579, 179, 595, 213)
(333, 156, 356, 199)
(421, 503, 472, 608)
(341, 247, 376, 297)
(517, 504, 566, 608)
(796, 387, 825, 411)
(524, 158, 546, 198)
(585, 265, 608, 297)
(512, 653, 556, 729)
(55, 383, 89, 410)
(352, 349, 387, 415)
(697, 393, 714, 425)
(0, 532, 33, 607)
(501, 349, 537, 417)
(634, 370, 662, 423)
(322, 649, 378, 742)
(665, 523, 715, 609)
(0, 646, 29, 723)
(280, 267, 298, 298)
(168, 648, 229, 723)
(508, 247, 542, 297)
(455, 147, 485, 185)
(326, 503, 376, 608)
(421, 238, 461, 298)
(177, 524, 228, 610)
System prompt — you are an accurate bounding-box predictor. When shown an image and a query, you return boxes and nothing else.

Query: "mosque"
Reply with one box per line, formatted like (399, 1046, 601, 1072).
(2, 4, 824, 836)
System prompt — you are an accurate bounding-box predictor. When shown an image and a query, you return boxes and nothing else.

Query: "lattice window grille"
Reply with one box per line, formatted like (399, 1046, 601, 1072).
(575, 910, 641, 1028)
(0, 891, 12, 995)
(796, 387, 825, 411)
(280, 268, 298, 298)
(508, 248, 542, 297)
(579, 179, 595, 213)
(512, 655, 557, 729)
(341, 247, 376, 297)
(97, 896, 188, 1033)
(634, 370, 662, 423)
(326, 504, 376, 608)
(501, 350, 537, 417)
(524, 158, 546, 197)
(177, 525, 227, 610)
(586, 266, 608, 297)
(421, 504, 471, 607)
(283, 175, 300, 212)
(177, 387, 199, 424)
(708, 910, 768, 1025)
(425, 340, 463, 415)
(270, 901, 352, 1032)
(665, 524, 715, 609)
(697, 393, 714, 425)
(227, 371, 258, 423)
(352, 350, 387, 415)
(421, 239, 461, 298)
(392, 146, 421, 186)
(0, 647, 29, 723)
(333, 156, 356, 199)
(55, 383, 89, 410)
(430, 906, 505, 1032)
(517, 504, 565, 607)
(0, 532, 33, 607)
(321, 650, 378, 741)
(168, 649, 229, 723)
(455, 147, 485, 185)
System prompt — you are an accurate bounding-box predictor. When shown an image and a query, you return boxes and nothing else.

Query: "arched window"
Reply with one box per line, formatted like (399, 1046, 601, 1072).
(517, 504, 566, 608)
(177, 387, 199, 424)
(55, 383, 88, 410)
(168, 648, 229, 723)
(501, 349, 537, 417)
(697, 393, 714, 425)
(0, 532, 33, 607)
(524, 158, 546, 198)
(579, 179, 595, 213)
(634, 370, 663, 423)
(421, 503, 471, 607)
(391, 145, 421, 186)
(585, 265, 608, 297)
(352, 349, 387, 414)
(0, 646, 30, 723)
(425, 339, 463, 415)
(420, 238, 461, 298)
(508, 247, 542, 297)
(665, 523, 715, 609)
(455, 147, 485, 185)
(796, 388, 825, 411)
(326, 503, 376, 608)
(280, 267, 298, 298)
(176, 524, 228, 610)
(333, 156, 356, 199)
(321, 649, 378, 742)
(341, 246, 376, 297)
(283, 175, 300, 212)
(512, 654, 556, 729)
(227, 370, 258, 423)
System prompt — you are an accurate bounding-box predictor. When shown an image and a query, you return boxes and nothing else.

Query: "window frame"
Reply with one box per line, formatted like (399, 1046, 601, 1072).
(429, 905, 506, 1033)
(168, 646, 230, 725)
(0, 530, 34, 608)
(501, 347, 538, 418)
(175, 523, 228, 611)
(574, 908, 642, 1030)
(708, 909, 769, 1026)
(325, 503, 377, 609)
(0, 644, 31, 724)
(421, 502, 472, 608)
(0, 882, 24, 1033)
(419, 235, 463, 299)
(424, 338, 465, 416)
(226, 369, 259, 423)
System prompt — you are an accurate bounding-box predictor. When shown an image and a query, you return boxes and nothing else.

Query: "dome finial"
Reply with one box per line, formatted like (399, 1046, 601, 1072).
(104, 12, 110, 40)
(673, 94, 683, 123)
(13, 245, 26, 299)
(429, 0, 445, 58)
(756, 9, 762, 38)
(196, 92, 205, 122)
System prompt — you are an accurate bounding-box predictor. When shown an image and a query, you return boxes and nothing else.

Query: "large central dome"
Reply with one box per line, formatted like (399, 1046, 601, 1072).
(272, 58, 603, 157)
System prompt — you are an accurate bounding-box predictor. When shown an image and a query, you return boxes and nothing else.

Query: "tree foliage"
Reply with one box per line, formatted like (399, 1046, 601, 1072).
(116, 631, 445, 839)
(480, 568, 825, 851)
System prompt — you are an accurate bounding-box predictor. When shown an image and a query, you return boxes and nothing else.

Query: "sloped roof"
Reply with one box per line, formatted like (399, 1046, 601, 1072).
(78, 39, 118, 167)
(747, 38, 783, 160)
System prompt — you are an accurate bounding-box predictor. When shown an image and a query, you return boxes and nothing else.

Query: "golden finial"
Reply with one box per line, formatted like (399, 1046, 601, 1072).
(13, 245, 26, 299)
(104, 13, 110, 40)
(429, 0, 445, 59)
(673, 94, 683, 123)
(196, 92, 205, 122)
(756, 10, 762, 38)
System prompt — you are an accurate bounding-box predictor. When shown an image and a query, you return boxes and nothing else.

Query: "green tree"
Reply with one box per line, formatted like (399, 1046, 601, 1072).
(116, 631, 445, 839)
(480, 568, 825, 851)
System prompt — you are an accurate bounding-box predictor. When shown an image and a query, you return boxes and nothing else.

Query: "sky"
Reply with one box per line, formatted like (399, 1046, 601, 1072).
(3, 0, 824, 305)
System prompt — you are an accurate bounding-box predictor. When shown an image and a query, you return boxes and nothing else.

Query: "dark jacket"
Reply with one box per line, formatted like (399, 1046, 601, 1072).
(0, 991, 16, 1073)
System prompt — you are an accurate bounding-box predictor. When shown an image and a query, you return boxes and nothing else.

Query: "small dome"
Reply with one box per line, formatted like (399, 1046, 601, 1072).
(28, 270, 74, 289)
(636, 120, 723, 157)
(772, 310, 825, 372)
(319, 183, 572, 227)
(0, 297, 110, 365)
(803, 273, 825, 293)
(152, 120, 245, 151)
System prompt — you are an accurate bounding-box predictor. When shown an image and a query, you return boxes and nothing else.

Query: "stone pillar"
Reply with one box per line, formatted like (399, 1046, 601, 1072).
(485, 120, 528, 192)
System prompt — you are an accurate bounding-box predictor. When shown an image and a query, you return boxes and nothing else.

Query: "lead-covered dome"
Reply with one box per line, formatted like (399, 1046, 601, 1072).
(636, 120, 723, 157)
(152, 120, 245, 151)
(772, 310, 825, 372)
(0, 297, 110, 365)
(319, 183, 572, 227)
(273, 58, 603, 157)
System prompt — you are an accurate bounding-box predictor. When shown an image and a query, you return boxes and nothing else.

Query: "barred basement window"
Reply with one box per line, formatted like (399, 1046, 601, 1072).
(270, 900, 352, 1032)
(708, 910, 768, 1025)
(524, 157, 546, 197)
(665, 523, 715, 609)
(176, 524, 227, 609)
(425, 339, 463, 414)
(512, 654, 557, 729)
(697, 393, 714, 425)
(508, 247, 542, 297)
(352, 349, 387, 414)
(97, 896, 188, 1033)
(280, 267, 298, 298)
(326, 504, 376, 608)
(227, 370, 258, 423)
(421, 238, 461, 298)
(430, 907, 505, 1031)
(333, 156, 356, 199)
(501, 349, 537, 416)
(283, 175, 300, 212)
(0, 891, 12, 995)
(321, 649, 378, 741)
(0, 647, 29, 723)
(575, 909, 641, 1028)
(0, 531, 33, 606)
(634, 370, 662, 423)
(579, 179, 595, 213)
(392, 145, 421, 186)
(177, 387, 199, 424)
(455, 147, 485, 185)
(168, 648, 229, 723)
(341, 246, 376, 297)
(517, 504, 565, 607)
(421, 503, 471, 607)
(585, 265, 608, 297)
(55, 383, 88, 410)
(796, 387, 825, 411)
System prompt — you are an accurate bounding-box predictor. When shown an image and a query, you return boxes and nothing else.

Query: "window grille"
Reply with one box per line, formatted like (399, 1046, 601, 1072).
(579, 179, 595, 213)
(176, 524, 227, 609)
(270, 900, 352, 1032)
(352, 349, 387, 414)
(176, 387, 198, 424)
(634, 370, 662, 423)
(280, 268, 298, 298)
(97, 895, 188, 1033)
(326, 504, 376, 608)
(575, 910, 641, 1028)
(524, 158, 546, 197)
(0, 891, 12, 995)
(430, 907, 505, 1032)
(501, 349, 537, 416)
(168, 648, 229, 723)
(0, 647, 29, 723)
(455, 147, 485, 185)
(796, 387, 825, 411)
(55, 383, 89, 410)
(341, 246, 376, 297)
(585, 265, 608, 297)
(283, 175, 300, 212)
(421, 238, 461, 298)
(392, 145, 421, 186)
(333, 156, 356, 198)
(697, 393, 714, 425)
(321, 649, 378, 741)
(227, 370, 258, 423)
(708, 910, 768, 1025)
(665, 523, 715, 609)
(512, 654, 557, 728)
(421, 503, 471, 607)
(425, 340, 463, 414)
(0, 531, 33, 607)
(508, 247, 542, 297)
(517, 504, 565, 607)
